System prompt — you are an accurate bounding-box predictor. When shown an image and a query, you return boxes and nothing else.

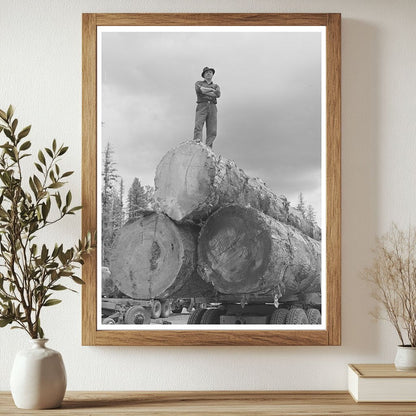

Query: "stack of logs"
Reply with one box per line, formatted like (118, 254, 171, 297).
(110, 141, 321, 308)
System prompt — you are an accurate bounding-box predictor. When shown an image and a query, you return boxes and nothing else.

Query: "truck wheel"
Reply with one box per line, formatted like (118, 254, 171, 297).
(160, 300, 171, 318)
(125, 306, 151, 325)
(200, 308, 223, 324)
(306, 308, 321, 324)
(151, 300, 162, 319)
(269, 308, 289, 324)
(102, 317, 116, 325)
(286, 308, 308, 324)
(187, 308, 206, 324)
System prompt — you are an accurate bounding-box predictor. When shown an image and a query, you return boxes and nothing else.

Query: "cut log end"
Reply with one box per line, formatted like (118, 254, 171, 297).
(198, 206, 272, 294)
(110, 213, 196, 299)
(154, 141, 215, 222)
(198, 205, 321, 298)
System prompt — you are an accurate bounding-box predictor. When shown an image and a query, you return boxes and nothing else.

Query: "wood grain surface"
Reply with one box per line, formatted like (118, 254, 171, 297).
(82, 13, 341, 346)
(81, 13, 98, 346)
(350, 364, 416, 378)
(95, 13, 330, 26)
(326, 13, 342, 347)
(1, 391, 416, 415)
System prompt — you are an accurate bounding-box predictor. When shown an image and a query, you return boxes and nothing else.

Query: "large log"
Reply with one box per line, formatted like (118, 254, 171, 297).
(154, 141, 320, 240)
(109, 212, 212, 299)
(197, 205, 321, 300)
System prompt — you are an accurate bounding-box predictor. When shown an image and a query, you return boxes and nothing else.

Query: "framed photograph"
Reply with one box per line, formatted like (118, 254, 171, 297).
(82, 13, 341, 346)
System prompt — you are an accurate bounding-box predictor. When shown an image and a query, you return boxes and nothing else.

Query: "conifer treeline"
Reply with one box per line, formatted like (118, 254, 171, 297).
(101, 143, 154, 266)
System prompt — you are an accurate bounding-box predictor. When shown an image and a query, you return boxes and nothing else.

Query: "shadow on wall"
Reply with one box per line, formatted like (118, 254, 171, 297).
(341, 19, 381, 355)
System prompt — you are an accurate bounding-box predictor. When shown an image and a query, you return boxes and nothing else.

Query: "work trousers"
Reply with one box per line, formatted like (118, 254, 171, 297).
(193, 102, 217, 148)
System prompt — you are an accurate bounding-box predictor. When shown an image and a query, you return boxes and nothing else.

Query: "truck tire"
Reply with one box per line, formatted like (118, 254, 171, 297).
(160, 300, 171, 318)
(188, 308, 206, 324)
(200, 308, 223, 324)
(125, 306, 151, 325)
(151, 300, 162, 319)
(269, 308, 289, 324)
(286, 308, 308, 325)
(306, 308, 321, 324)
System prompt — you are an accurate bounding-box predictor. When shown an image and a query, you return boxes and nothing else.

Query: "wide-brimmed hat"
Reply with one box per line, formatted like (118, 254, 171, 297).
(201, 67, 215, 77)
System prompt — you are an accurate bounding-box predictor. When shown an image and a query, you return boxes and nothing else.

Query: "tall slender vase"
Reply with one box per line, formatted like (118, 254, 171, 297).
(10, 339, 67, 409)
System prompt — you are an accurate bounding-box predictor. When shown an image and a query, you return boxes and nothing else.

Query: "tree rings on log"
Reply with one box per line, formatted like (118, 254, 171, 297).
(109, 213, 198, 300)
(154, 141, 218, 223)
(197, 205, 321, 299)
(154, 141, 320, 240)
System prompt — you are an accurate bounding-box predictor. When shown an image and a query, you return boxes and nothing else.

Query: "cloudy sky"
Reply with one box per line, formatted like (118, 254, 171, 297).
(100, 28, 323, 222)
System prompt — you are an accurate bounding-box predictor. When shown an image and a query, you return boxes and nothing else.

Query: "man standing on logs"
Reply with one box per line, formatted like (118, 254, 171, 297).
(193, 67, 221, 148)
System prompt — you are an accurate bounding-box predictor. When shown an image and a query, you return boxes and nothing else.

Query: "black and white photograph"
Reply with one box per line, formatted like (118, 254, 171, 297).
(98, 26, 326, 329)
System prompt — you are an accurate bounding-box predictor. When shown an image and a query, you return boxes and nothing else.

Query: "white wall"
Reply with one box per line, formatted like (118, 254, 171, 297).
(1, 0, 415, 391)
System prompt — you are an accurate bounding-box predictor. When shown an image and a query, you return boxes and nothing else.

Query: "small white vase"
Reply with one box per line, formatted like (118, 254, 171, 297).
(394, 345, 416, 371)
(10, 339, 67, 409)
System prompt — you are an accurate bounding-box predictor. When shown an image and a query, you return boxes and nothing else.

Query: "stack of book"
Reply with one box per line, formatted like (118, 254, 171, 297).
(348, 364, 416, 402)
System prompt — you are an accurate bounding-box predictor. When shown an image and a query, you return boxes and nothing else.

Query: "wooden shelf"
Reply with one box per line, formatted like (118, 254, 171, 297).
(2, 391, 416, 415)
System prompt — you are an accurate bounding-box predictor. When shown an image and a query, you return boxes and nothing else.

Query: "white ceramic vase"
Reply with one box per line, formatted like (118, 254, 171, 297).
(394, 345, 416, 371)
(10, 339, 67, 409)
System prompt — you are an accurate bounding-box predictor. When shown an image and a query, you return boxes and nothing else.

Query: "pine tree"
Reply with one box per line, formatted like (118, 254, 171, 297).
(119, 178, 124, 224)
(296, 192, 306, 217)
(306, 204, 316, 224)
(128, 178, 147, 220)
(112, 178, 124, 232)
(144, 185, 155, 209)
(101, 143, 118, 266)
(102, 143, 118, 209)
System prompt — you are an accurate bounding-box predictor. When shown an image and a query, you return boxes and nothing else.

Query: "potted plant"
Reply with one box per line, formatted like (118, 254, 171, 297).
(363, 223, 416, 370)
(0, 106, 94, 408)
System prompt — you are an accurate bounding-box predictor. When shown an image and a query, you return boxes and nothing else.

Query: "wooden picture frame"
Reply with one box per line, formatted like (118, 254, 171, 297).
(82, 13, 341, 346)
